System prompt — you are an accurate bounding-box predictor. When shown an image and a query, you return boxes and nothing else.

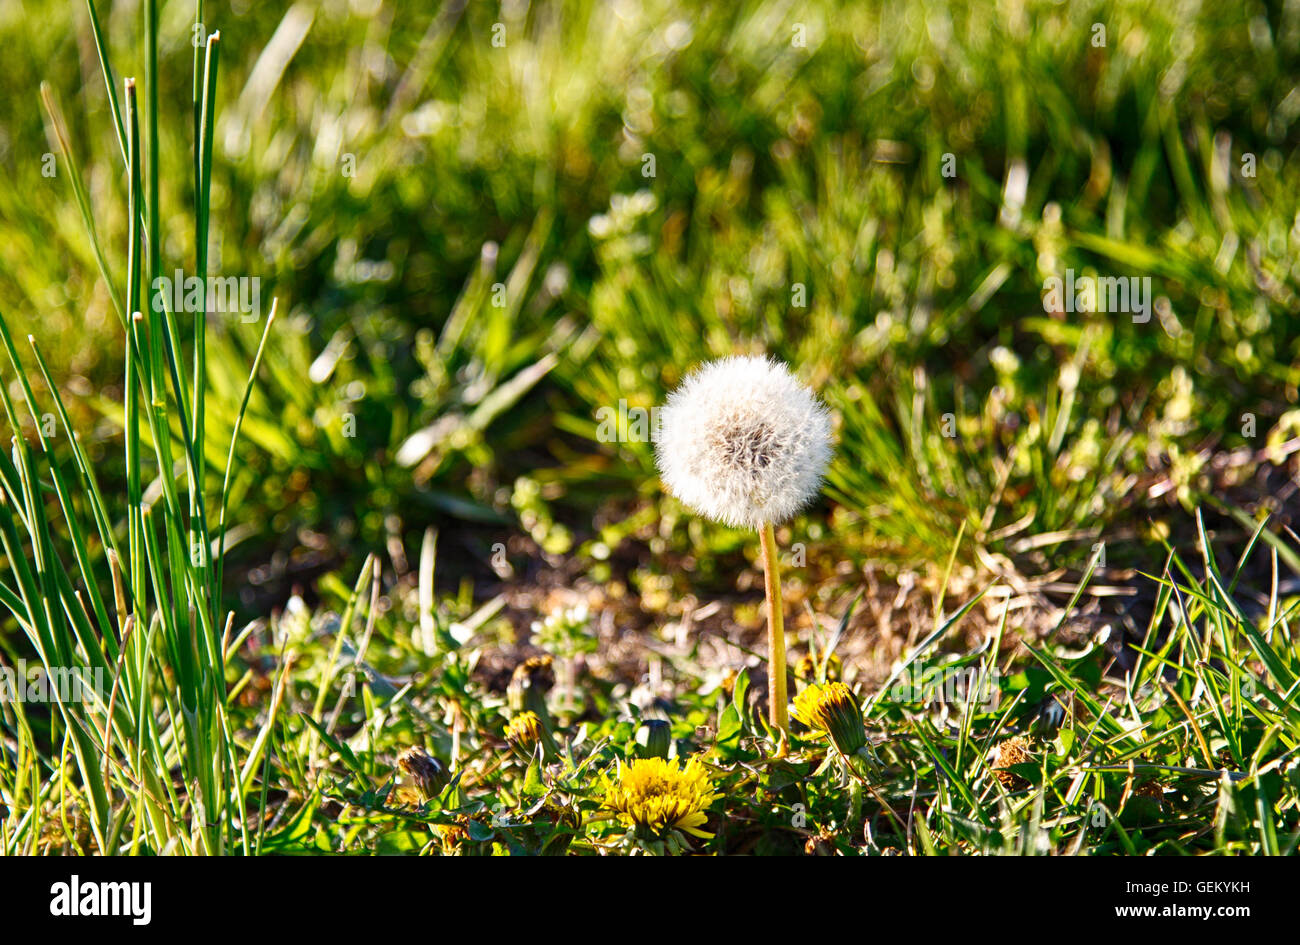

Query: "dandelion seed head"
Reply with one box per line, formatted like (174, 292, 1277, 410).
(655, 356, 832, 529)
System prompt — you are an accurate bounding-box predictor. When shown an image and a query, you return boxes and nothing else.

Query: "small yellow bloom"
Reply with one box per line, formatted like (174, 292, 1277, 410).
(791, 682, 867, 755)
(600, 756, 719, 839)
(504, 710, 543, 744)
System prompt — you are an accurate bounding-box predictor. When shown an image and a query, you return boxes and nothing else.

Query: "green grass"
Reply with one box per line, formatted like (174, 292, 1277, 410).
(0, 0, 1298, 854)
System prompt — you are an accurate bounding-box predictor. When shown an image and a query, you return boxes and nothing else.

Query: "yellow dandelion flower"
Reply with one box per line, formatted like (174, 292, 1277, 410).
(600, 756, 719, 839)
(791, 682, 866, 755)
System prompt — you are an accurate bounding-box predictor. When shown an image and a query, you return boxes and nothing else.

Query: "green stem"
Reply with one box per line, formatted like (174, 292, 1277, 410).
(759, 521, 788, 738)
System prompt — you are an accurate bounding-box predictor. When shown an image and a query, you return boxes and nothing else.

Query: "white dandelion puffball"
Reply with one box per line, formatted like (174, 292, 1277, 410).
(655, 356, 833, 530)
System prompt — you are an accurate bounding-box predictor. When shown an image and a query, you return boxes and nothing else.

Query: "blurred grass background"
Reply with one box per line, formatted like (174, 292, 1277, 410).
(1, 0, 1298, 617)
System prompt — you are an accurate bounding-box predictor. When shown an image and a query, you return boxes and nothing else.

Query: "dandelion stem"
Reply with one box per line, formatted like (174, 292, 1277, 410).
(759, 521, 789, 738)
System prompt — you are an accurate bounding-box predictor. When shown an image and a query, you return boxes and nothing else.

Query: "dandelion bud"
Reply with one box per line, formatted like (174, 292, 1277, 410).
(635, 719, 671, 759)
(794, 651, 841, 683)
(508, 655, 554, 718)
(504, 710, 557, 762)
(396, 746, 448, 802)
(792, 682, 867, 756)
